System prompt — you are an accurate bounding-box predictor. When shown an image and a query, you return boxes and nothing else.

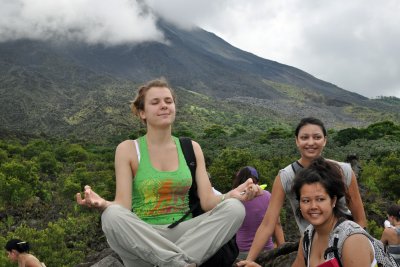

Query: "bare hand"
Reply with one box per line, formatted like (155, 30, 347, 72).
(231, 178, 262, 201)
(236, 260, 262, 267)
(76, 185, 107, 210)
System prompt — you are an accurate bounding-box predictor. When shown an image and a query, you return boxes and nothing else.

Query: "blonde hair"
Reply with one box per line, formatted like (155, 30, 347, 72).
(130, 78, 176, 123)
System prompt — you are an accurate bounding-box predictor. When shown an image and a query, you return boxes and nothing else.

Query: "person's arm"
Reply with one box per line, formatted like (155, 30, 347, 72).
(240, 175, 286, 263)
(113, 140, 135, 209)
(76, 140, 135, 210)
(192, 141, 260, 211)
(291, 237, 305, 267)
(341, 234, 374, 267)
(236, 261, 262, 267)
(380, 228, 390, 246)
(346, 171, 367, 228)
(273, 217, 285, 247)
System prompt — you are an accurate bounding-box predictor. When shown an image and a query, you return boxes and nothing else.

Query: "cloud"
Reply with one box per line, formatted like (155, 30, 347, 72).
(0, 0, 165, 45)
(147, 0, 226, 30)
(188, 0, 400, 98)
(288, 1, 400, 98)
(0, 0, 399, 98)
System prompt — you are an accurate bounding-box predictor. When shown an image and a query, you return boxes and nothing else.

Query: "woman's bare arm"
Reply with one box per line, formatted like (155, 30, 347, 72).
(347, 171, 367, 228)
(76, 140, 135, 210)
(273, 217, 285, 247)
(244, 175, 286, 262)
(291, 237, 305, 267)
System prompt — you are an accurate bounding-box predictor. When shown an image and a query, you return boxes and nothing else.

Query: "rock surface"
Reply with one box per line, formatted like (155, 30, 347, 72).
(74, 248, 123, 267)
(77, 242, 298, 267)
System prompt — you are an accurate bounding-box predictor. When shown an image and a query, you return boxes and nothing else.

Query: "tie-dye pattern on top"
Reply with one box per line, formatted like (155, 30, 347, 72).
(132, 136, 192, 225)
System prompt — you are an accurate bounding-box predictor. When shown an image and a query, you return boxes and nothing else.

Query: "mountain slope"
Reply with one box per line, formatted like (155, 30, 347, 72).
(0, 20, 398, 141)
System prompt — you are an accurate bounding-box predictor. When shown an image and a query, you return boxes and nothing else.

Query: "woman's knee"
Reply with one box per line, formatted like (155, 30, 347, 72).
(221, 198, 245, 221)
(101, 204, 130, 226)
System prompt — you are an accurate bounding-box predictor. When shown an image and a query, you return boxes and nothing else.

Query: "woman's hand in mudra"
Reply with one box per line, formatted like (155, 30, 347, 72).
(231, 178, 262, 201)
(76, 185, 108, 210)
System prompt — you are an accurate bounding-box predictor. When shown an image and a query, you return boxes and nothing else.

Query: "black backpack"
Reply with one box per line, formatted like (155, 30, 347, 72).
(303, 218, 399, 267)
(168, 137, 239, 267)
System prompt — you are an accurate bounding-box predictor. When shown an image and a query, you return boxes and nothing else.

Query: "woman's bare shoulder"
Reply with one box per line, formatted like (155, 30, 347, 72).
(116, 139, 136, 152)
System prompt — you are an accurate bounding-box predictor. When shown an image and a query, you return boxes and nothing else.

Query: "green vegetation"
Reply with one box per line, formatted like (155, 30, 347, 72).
(1, 120, 400, 265)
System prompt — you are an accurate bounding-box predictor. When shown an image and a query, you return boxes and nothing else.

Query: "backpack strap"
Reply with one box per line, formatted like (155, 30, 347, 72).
(324, 219, 399, 267)
(178, 137, 201, 215)
(303, 229, 310, 266)
(324, 218, 364, 267)
(168, 137, 200, 229)
(303, 225, 317, 267)
(291, 161, 303, 174)
(324, 234, 343, 267)
(179, 137, 197, 180)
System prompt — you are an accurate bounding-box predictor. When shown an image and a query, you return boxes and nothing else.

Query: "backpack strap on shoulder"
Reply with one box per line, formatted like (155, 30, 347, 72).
(168, 137, 199, 229)
(303, 229, 310, 266)
(291, 161, 303, 174)
(179, 137, 197, 179)
(323, 218, 357, 267)
(324, 234, 343, 267)
(303, 225, 316, 266)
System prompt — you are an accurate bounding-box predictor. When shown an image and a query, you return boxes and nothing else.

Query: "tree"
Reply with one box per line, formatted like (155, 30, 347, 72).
(209, 147, 253, 192)
(23, 140, 51, 159)
(333, 127, 363, 146)
(259, 127, 292, 144)
(0, 160, 40, 205)
(66, 144, 89, 162)
(37, 151, 59, 175)
(0, 148, 8, 164)
(376, 153, 400, 199)
(203, 124, 227, 138)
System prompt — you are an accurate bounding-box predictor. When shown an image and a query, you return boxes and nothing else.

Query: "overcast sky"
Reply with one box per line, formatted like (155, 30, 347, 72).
(1, 0, 399, 98)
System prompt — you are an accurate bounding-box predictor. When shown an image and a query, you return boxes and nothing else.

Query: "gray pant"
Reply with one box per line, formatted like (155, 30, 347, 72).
(101, 198, 245, 267)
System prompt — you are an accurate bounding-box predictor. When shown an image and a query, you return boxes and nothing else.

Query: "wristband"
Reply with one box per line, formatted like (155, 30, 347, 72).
(221, 193, 226, 202)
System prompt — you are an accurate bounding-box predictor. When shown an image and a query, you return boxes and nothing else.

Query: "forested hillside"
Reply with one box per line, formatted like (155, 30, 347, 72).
(1, 23, 400, 141)
(0, 120, 399, 266)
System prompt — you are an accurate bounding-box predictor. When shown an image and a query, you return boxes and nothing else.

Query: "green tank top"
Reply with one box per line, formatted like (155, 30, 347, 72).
(132, 136, 192, 225)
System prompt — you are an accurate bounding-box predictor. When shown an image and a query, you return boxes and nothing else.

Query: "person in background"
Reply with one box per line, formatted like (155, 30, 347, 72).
(5, 239, 45, 267)
(385, 219, 394, 228)
(233, 166, 285, 260)
(238, 117, 367, 266)
(344, 154, 362, 179)
(380, 204, 400, 265)
(76, 78, 261, 267)
(290, 157, 376, 267)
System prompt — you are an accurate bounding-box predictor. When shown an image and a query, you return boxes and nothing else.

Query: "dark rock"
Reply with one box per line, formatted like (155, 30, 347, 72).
(257, 241, 298, 267)
(233, 241, 298, 267)
(90, 255, 124, 267)
(74, 248, 123, 267)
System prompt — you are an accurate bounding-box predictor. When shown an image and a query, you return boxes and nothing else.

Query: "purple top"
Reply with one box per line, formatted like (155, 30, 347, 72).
(236, 190, 274, 251)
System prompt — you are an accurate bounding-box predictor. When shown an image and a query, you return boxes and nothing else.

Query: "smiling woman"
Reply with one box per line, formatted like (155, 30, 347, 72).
(76, 78, 262, 267)
(290, 157, 377, 267)
(237, 117, 367, 267)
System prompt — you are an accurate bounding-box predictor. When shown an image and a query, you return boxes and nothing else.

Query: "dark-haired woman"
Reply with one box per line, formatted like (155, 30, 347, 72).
(5, 239, 45, 267)
(233, 166, 285, 260)
(290, 157, 376, 267)
(76, 78, 261, 267)
(381, 204, 400, 265)
(238, 117, 366, 267)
